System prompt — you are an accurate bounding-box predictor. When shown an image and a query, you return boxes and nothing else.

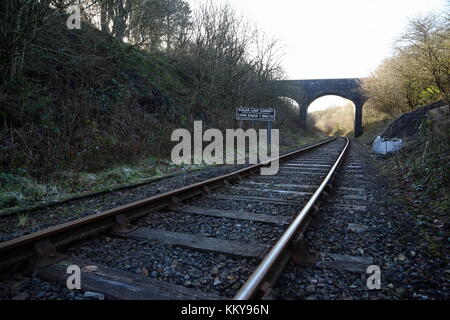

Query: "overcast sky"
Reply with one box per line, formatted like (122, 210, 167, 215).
(187, 0, 447, 109)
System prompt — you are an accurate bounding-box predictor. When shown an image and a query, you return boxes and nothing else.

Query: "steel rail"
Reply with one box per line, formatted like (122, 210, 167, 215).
(0, 138, 337, 268)
(234, 137, 350, 300)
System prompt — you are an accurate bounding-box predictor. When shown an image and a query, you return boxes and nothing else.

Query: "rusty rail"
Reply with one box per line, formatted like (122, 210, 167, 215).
(234, 137, 350, 300)
(0, 138, 337, 269)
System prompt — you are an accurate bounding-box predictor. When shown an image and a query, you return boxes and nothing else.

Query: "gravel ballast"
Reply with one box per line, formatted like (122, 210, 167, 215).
(7, 138, 445, 300)
(0, 141, 333, 243)
(275, 142, 448, 300)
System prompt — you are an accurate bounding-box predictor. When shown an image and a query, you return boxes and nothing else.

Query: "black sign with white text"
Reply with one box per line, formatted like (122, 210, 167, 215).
(236, 107, 275, 121)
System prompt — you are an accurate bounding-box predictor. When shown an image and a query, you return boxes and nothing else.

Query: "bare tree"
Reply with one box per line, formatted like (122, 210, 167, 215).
(0, 0, 78, 83)
(395, 12, 450, 103)
(180, 0, 285, 119)
(363, 9, 449, 116)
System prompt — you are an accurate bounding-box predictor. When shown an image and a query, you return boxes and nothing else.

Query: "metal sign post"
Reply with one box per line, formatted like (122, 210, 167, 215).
(268, 120, 272, 155)
(236, 107, 276, 155)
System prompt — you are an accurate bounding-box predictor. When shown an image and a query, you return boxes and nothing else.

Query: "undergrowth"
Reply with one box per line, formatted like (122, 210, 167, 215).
(0, 157, 190, 211)
(0, 15, 324, 212)
(0, 135, 327, 212)
(393, 107, 449, 209)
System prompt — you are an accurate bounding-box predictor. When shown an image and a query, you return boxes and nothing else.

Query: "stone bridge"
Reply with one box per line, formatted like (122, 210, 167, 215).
(272, 78, 368, 137)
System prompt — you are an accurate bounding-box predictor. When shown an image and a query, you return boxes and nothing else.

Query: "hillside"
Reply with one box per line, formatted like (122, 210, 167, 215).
(0, 5, 317, 211)
(1, 17, 192, 172)
(380, 100, 448, 140)
(376, 101, 449, 207)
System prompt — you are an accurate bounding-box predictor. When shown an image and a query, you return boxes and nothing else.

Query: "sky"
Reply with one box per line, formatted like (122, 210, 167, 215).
(187, 0, 447, 111)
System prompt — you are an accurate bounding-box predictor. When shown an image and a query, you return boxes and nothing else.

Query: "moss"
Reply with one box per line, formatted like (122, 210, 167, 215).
(20, 181, 47, 200)
(0, 192, 22, 209)
(142, 167, 161, 176)
(0, 173, 49, 209)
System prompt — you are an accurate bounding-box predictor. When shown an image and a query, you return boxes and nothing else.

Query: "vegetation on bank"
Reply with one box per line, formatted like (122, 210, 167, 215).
(363, 11, 449, 116)
(0, 134, 326, 214)
(0, 0, 312, 210)
(383, 105, 449, 211)
(359, 9, 449, 208)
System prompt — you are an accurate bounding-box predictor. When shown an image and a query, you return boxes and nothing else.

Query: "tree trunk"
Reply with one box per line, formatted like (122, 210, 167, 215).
(100, 2, 109, 33)
(0, 0, 15, 82)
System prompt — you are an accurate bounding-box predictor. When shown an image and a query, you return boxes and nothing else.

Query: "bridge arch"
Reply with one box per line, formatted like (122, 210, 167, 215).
(307, 95, 356, 135)
(271, 78, 368, 137)
(273, 96, 301, 127)
(277, 96, 300, 107)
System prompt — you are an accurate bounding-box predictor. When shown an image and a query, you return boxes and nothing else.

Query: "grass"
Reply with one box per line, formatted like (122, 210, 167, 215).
(0, 134, 327, 214)
(0, 157, 195, 212)
(294, 134, 330, 146)
(17, 213, 28, 227)
(0, 174, 47, 207)
(394, 107, 449, 206)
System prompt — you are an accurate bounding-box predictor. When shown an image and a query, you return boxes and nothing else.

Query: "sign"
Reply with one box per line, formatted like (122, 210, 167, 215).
(236, 107, 275, 154)
(236, 107, 275, 121)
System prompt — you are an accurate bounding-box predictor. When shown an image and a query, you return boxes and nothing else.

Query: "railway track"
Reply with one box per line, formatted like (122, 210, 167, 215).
(0, 137, 354, 300)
